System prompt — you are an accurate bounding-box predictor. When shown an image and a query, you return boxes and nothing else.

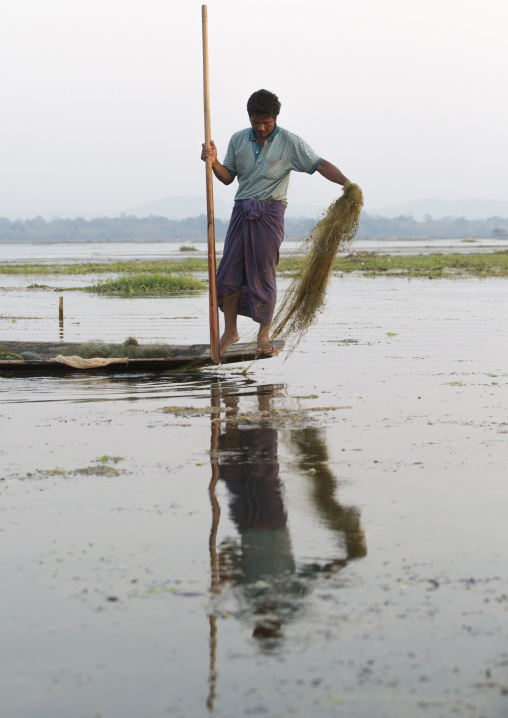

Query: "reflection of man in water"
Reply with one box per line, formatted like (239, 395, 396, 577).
(219, 391, 295, 590)
(214, 385, 366, 644)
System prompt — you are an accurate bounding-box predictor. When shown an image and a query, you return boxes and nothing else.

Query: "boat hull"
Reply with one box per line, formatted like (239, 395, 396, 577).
(0, 340, 283, 375)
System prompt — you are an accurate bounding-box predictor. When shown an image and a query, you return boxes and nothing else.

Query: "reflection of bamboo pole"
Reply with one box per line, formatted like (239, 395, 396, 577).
(206, 614, 218, 712)
(207, 385, 221, 712)
(209, 385, 221, 592)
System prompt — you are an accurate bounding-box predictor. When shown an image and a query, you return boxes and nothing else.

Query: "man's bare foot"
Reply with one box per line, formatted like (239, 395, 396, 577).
(256, 326, 275, 354)
(220, 330, 240, 354)
(256, 342, 276, 355)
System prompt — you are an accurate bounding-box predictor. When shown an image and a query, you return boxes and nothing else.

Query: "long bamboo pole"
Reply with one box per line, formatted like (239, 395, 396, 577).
(202, 5, 220, 365)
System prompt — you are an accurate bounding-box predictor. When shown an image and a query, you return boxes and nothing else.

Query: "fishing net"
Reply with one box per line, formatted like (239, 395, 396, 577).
(271, 182, 363, 353)
(62, 337, 173, 360)
(0, 338, 176, 364)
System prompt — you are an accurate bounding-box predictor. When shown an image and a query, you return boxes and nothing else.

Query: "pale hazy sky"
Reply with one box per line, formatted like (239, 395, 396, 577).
(1, 0, 507, 219)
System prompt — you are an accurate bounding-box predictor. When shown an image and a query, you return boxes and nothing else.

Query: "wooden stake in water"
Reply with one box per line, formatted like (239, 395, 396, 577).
(58, 296, 64, 340)
(202, 5, 220, 365)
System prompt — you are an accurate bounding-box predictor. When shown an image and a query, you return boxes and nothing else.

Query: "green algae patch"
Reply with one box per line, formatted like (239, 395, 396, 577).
(85, 273, 206, 293)
(161, 405, 352, 425)
(329, 251, 508, 277)
(74, 465, 121, 477)
(0, 258, 211, 275)
(162, 405, 234, 416)
(37, 467, 67, 476)
(0, 345, 23, 360)
(210, 406, 353, 429)
(146, 585, 181, 595)
(36, 457, 124, 478)
(3, 252, 508, 282)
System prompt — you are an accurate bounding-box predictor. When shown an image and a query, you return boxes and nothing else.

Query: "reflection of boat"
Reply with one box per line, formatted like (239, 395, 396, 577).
(0, 340, 284, 375)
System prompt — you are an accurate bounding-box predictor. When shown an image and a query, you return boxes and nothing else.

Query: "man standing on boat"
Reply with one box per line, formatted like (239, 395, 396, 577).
(201, 89, 350, 354)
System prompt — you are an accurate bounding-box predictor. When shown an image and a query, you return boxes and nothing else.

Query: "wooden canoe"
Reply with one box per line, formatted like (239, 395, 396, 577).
(0, 340, 284, 375)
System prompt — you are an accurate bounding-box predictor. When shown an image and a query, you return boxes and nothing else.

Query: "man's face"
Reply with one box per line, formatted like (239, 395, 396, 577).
(249, 114, 276, 139)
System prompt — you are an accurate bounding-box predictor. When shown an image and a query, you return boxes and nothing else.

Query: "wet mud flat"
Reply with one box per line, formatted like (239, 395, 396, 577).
(1, 275, 508, 718)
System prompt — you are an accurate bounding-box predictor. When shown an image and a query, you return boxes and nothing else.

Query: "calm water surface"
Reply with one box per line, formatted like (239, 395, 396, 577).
(1, 236, 507, 265)
(1, 245, 508, 717)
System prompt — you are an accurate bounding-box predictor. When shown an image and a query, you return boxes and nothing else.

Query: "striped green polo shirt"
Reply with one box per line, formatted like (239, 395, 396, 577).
(222, 125, 322, 208)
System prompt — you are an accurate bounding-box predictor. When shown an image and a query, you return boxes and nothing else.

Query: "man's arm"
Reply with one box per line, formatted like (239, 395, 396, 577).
(316, 160, 349, 186)
(201, 140, 235, 185)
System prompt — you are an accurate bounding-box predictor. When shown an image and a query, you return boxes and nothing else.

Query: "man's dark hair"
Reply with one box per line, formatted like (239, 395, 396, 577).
(247, 89, 281, 118)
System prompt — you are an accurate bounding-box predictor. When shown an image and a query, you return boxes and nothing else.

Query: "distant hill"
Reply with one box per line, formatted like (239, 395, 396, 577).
(127, 195, 232, 221)
(126, 195, 318, 220)
(371, 198, 508, 221)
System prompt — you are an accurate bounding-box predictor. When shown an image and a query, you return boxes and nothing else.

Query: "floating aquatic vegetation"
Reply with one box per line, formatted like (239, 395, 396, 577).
(37, 467, 67, 476)
(161, 405, 351, 425)
(210, 406, 353, 430)
(74, 465, 120, 477)
(86, 273, 207, 293)
(0, 345, 23, 360)
(162, 405, 234, 416)
(271, 183, 363, 353)
(2, 251, 508, 284)
(36, 457, 123, 478)
(0, 259, 209, 275)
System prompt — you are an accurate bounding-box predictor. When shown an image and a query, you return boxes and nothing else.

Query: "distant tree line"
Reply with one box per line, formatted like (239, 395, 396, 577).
(358, 214, 508, 239)
(0, 212, 506, 243)
(0, 215, 231, 243)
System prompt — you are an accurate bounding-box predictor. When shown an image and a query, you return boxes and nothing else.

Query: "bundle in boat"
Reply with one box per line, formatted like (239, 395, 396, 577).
(63, 337, 174, 359)
(271, 182, 363, 352)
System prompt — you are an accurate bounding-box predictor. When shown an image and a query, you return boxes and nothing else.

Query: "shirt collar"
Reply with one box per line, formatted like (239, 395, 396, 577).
(249, 124, 279, 142)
